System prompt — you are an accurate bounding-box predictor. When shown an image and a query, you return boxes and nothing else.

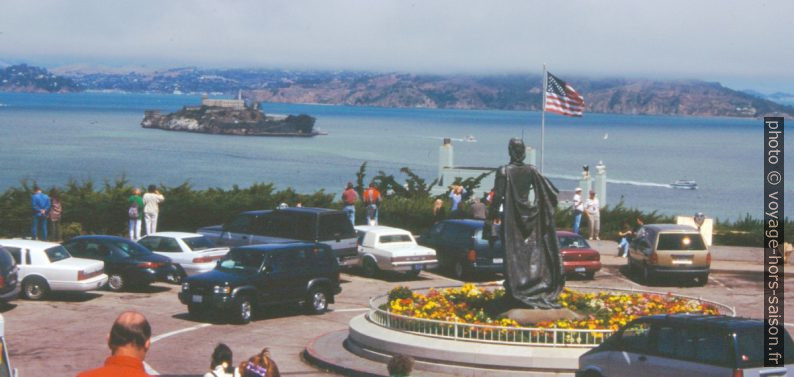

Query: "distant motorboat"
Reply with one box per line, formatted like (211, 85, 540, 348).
(671, 180, 698, 190)
(465, 135, 477, 142)
(603, 133, 608, 140)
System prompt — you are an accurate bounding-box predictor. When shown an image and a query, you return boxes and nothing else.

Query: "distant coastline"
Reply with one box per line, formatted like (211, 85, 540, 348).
(4, 63, 794, 118)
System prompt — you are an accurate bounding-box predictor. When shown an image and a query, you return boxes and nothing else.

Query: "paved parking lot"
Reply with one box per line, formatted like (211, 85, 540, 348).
(3, 264, 793, 376)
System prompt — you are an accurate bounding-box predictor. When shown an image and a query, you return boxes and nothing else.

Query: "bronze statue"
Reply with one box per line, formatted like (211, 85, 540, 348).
(489, 138, 564, 309)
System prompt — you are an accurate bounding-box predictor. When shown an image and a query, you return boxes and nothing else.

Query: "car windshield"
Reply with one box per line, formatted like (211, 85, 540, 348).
(183, 236, 214, 251)
(558, 235, 590, 249)
(657, 233, 706, 251)
(218, 249, 265, 272)
(112, 240, 152, 256)
(45, 246, 71, 263)
(379, 234, 412, 243)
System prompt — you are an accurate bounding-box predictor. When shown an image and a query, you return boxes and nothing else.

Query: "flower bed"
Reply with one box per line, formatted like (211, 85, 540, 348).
(386, 284, 722, 331)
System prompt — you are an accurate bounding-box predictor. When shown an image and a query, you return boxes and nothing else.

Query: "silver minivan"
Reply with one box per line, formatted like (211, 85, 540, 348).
(578, 314, 793, 377)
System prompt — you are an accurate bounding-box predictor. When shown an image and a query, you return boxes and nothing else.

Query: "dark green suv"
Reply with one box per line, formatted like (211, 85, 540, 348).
(178, 242, 341, 324)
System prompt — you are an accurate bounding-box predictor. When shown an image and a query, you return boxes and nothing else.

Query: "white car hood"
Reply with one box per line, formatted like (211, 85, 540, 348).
(376, 243, 436, 257)
(55, 257, 104, 273)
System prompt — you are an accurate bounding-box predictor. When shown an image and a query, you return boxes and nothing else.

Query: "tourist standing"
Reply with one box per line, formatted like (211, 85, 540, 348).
(341, 182, 358, 225)
(204, 343, 234, 377)
(31, 185, 51, 241)
(470, 197, 486, 220)
(584, 190, 600, 240)
(571, 187, 583, 234)
(448, 185, 466, 217)
(128, 188, 144, 240)
(48, 189, 63, 241)
(431, 198, 446, 223)
(77, 311, 153, 377)
(617, 222, 632, 257)
(142, 185, 165, 236)
(363, 183, 382, 225)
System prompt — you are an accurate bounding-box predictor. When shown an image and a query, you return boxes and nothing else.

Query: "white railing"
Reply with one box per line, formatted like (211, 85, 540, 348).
(366, 285, 736, 348)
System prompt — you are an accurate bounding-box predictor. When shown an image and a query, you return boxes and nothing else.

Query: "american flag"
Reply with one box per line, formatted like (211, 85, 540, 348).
(544, 72, 585, 117)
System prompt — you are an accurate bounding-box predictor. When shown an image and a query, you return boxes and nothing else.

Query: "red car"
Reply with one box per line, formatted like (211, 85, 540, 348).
(557, 231, 601, 279)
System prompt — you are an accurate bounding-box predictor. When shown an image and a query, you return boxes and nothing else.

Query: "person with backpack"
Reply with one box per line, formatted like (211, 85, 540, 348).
(363, 182, 382, 225)
(142, 185, 165, 236)
(128, 188, 144, 240)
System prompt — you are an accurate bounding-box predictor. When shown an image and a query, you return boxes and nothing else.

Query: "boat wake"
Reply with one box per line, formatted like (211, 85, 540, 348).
(546, 174, 673, 188)
(607, 179, 673, 188)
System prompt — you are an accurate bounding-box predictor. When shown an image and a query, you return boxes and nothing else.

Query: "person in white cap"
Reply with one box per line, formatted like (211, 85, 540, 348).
(572, 188, 584, 234)
(585, 190, 600, 240)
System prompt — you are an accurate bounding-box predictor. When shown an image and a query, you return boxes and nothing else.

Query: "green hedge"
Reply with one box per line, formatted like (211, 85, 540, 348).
(0, 177, 788, 247)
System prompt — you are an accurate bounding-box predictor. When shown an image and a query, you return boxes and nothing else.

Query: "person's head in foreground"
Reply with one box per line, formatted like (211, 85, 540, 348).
(108, 310, 151, 359)
(210, 343, 234, 374)
(239, 348, 279, 377)
(387, 354, 414, 377)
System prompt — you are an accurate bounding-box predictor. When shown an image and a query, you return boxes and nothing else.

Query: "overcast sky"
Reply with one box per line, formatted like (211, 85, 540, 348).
(0, 0, 791, 93)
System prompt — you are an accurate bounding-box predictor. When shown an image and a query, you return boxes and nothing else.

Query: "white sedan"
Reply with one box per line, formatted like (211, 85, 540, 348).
(355, 225, 438, 278)
(0, 239, 107, 300)
(137, 232, 229, 283)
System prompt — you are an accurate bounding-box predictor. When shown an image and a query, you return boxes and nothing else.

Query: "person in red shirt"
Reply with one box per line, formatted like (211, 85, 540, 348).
(341, 182, 358, 225)
(77, 311, 152, 377)
(362, 183, 382, 225)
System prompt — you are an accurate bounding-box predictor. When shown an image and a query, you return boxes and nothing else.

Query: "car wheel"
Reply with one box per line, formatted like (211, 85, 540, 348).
(642, 264, 655, 285)
(696, 272, 709, 286)
(167, 269, 186, 284)
(578, 370, 603, 377)
(187, 304, 204, 319)
(107, 273, 125, 292)
(405, 270, 421, 278)
(231, 296, 252, 324)
(22, 277, 49, 300)
(452, 260, 467, 280)
(584, 271, 596, 280)
(362, 258, 380, 278)
(306, 286, 329, 315)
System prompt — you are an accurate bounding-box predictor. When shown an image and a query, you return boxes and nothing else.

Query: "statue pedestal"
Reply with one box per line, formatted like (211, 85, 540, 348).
(501, 308, 582, 326)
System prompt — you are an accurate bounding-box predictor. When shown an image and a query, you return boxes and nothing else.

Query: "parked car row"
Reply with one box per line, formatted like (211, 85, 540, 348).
(417, 219, 602, 281)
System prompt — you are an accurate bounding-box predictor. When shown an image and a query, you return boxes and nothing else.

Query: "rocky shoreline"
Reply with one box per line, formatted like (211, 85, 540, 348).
(141, 99, 319, 137)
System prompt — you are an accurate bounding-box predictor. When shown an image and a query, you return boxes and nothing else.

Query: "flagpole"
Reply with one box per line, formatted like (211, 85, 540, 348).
(541, 63, 547, 173)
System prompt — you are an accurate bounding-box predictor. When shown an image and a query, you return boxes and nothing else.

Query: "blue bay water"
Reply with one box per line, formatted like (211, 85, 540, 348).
(0, 92, 789, 221)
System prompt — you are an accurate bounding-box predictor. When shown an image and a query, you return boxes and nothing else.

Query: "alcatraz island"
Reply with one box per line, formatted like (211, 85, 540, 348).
(141, 94, 320, 137)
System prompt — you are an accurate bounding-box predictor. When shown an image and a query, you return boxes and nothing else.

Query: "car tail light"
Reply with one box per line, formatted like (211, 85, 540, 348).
(78, 270, 86, 280)
(467, 249, 477, 263)
(192, 256, 218, 263)
(138, 262, 163, 269)
(732, 369, 744, 377)
(649, 251, 658, 265)
(706, 252, 712, 265)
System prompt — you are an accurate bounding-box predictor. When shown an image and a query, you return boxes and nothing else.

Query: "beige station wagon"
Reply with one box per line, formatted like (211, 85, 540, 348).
(628, 224, 710, 285)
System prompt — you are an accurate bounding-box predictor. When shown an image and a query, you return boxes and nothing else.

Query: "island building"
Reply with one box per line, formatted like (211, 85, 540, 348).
(433, 138, 607, 209)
